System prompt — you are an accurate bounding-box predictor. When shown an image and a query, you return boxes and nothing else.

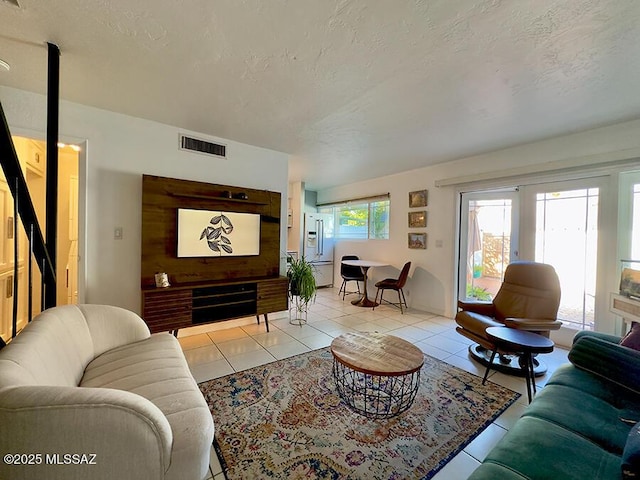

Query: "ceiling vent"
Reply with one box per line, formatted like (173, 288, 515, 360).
(2, 0, 20, 7)
(179, 135, 226, 158)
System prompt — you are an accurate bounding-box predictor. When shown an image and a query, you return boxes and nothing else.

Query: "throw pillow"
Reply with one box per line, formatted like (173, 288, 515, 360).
(621, 322, 640, 351)
(623, 421, 640, 479)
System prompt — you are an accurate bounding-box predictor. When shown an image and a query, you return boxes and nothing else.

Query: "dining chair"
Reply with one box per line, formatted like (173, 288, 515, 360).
(339, 255, 365, 300)
(373, 261, 411, 313)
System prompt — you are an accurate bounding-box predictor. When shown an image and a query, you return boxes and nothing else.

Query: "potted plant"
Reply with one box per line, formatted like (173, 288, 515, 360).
(287, 255, 317, 305)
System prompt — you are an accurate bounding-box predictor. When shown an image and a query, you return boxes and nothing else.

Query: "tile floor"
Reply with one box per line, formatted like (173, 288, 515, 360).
(179, 287, 570, 480)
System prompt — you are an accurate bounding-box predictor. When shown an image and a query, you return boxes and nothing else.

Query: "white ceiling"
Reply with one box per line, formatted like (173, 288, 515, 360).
(1, 0, 640, 190)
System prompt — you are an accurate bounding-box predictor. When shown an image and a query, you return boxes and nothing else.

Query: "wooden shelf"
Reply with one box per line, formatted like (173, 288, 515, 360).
(168, 192, 268, 205)
(142, 276, 288, 333)
(141, 175, 284, 333)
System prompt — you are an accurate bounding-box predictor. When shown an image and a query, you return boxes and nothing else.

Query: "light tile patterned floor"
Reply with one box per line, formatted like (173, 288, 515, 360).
(180, 287, 570, 480)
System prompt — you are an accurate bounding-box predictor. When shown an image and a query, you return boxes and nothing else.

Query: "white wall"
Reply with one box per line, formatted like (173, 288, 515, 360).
(318, 118, 640, 320)
(318, 169, 457, 317)
(1, 86, 290, 314)
(287, 181, 304, 254)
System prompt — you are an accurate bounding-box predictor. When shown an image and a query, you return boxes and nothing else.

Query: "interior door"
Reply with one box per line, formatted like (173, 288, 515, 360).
(458, 190, 519, 302)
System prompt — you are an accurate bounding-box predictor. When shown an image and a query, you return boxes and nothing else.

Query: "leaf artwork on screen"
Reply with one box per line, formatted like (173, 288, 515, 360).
(177, 209, 260, 257)
(200, 214, 234, 254)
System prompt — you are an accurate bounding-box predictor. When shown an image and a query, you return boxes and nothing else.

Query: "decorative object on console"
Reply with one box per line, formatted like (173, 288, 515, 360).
(154, 272, 170, 288)
(408, 210, 426, 228)
(177, 208, 260, 257)
(408, 232, 426, 249)
(620, 260, 640, 298)
(409, 189, 428, 208)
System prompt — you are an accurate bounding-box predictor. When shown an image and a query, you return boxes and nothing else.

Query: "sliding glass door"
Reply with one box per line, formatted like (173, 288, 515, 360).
(458, 190, 519, 302)
(527, 184, 600, 330)
(459, 177, 607, 333)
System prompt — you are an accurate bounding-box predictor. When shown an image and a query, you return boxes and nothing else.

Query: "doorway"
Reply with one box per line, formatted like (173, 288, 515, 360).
(0, 136, 79, 342)
(458, 177, 606, 334)
(458, 190, 519, 302)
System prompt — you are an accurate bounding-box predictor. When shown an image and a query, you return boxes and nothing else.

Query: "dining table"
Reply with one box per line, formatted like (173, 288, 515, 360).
(341, 259, 388, 307)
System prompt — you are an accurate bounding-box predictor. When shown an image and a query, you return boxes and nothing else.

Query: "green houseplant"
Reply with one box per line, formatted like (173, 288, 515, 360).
(287, 255, 317, 306)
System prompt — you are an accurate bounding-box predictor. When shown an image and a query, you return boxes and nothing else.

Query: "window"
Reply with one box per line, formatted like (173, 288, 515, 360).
(318, 196, 390, 240)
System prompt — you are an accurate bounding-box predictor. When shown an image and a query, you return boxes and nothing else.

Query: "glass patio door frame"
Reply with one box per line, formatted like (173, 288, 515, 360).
(618, 170, 640, 262)
(518, 176, 610, 336)
(457, 189, 520, 303)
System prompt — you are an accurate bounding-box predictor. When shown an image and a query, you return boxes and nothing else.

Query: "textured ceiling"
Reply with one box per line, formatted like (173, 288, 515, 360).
(1, 1, 640, 189)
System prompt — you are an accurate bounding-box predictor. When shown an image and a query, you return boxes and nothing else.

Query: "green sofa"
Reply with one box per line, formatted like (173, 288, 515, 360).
(468, 330, 640, 479)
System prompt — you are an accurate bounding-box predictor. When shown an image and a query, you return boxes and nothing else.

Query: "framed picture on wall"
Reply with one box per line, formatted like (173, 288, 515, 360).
(409, 189, 428, 208)
(408, 211, 427, 228)
(408, 232, 427, 249)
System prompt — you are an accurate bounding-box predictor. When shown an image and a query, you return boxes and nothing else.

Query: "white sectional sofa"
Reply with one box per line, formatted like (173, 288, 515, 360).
(0, 304, 214, 480)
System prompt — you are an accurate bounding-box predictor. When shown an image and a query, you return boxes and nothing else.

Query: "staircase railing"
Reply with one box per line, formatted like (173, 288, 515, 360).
(0, 102, 57, 338)
(0, 42, 59, 346)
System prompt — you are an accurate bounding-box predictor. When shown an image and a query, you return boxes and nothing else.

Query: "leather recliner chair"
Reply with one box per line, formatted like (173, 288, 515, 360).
(455, 261, 562, 375)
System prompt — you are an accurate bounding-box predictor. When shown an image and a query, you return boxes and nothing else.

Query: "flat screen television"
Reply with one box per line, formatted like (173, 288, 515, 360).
(177, 208, 261, 257)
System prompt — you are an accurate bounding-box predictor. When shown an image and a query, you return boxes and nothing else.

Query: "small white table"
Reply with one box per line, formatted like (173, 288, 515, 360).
(341, 259, 388, 307)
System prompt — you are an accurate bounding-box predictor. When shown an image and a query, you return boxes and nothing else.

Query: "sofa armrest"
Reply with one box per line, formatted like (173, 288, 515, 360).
(573, 329, 622, 345)
(0, 385, 172, 480)
(503, 317, 562, 331)
(457, 300, 496, 317)
(568, 335, 640, 395)
(78, 304, 151, 358)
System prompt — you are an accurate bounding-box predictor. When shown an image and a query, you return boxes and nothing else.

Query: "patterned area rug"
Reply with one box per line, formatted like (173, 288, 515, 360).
(199, 347, 519, 480)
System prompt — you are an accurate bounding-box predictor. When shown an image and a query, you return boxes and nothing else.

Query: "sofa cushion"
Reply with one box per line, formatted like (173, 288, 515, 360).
(569, 334, 640, 395)
(622, 422, 640, 480)
(80, 333, 214, 480)
(0, 305, 94, 387)
(523, 383, 634, 454)
(478, 416, 622, 479)
(621, 322, 640, 351)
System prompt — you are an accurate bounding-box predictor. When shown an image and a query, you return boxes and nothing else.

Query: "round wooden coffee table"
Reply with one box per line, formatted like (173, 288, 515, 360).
(330, 332, 424, 418)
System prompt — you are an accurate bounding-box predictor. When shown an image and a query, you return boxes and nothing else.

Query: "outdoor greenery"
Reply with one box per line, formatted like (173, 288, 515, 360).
(369, 200, 390, 239)
(466, 284, 492, 301)
(321, 199, 390, 239)
(287, 255, 317, 305)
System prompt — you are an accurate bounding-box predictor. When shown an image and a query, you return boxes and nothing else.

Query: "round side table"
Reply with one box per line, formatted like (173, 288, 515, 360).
(485, 327, 554, 403)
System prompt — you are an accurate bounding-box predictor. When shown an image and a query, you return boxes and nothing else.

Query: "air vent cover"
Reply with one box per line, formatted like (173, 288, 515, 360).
(179, 135, 226, 158)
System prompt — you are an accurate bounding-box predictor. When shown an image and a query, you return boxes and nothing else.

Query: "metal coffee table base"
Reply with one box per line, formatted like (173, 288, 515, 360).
(332, 359, 420, 418)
